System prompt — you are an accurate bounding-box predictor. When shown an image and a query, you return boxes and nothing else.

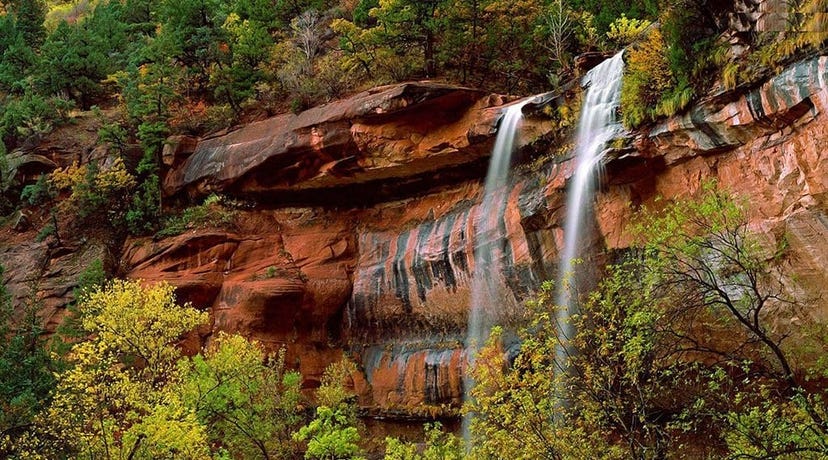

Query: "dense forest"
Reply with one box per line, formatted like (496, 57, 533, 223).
(1, 0, 828, 458)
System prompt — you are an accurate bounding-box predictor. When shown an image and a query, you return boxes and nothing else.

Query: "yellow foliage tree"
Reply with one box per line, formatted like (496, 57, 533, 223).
(606, 14, 651, 46)
(465, 323, 624, 460)
(48, 157, 136, 230)
(620, 28, 673, 127)
(13, 280, 210, 459)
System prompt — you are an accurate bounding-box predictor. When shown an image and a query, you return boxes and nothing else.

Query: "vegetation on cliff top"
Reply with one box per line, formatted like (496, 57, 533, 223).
(0, 0, 656, 236)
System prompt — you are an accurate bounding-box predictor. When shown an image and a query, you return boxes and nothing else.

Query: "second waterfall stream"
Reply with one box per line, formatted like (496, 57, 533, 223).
(555, 51, 626, 360)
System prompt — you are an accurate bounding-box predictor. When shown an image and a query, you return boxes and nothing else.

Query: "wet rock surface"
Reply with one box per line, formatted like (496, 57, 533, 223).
(2, 60, 826, 418)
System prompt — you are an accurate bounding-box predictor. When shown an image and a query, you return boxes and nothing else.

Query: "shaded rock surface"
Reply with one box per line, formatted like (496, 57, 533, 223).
(163, 82, 551, 202)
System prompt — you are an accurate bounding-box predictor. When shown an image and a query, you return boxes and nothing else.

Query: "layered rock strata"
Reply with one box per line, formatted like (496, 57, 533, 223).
(3, 59, 826, 416)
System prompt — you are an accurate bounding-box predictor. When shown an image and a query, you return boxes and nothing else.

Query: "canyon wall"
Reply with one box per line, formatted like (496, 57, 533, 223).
(138, 56, 828, 414)
(3, 57, 826, 419)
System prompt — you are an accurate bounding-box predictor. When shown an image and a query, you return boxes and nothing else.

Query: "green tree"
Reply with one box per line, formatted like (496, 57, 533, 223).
(294, 360, 365, 460)
(5, 0, 46, 48)
(0, 267, 58, 457)
(38, 21, 111, 109)
(179, 333, 306, 459)
(569, 0, 657, 36)
(213, 11, 273, 113)
(157, 0, 225, 96)
(51, 258, 108, 359)
(0, 14, 39, 94)
(633, 185, 828, 457)
(295, 406, 364, 460)
(121, 0, 162, 37)
(116, 31, 181, 235)
(353, 0, 378, 27)
(466, 317, 625, 459)
(0, 89, 74, 149)
(468, 185, 828, 458)
(383, 423, 462, 460)
(333, 0, 446, 81)
(620, 27, 674, 127)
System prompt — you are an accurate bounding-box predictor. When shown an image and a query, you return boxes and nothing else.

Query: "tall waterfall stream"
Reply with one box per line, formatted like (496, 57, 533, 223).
(555, 51, 626, 362)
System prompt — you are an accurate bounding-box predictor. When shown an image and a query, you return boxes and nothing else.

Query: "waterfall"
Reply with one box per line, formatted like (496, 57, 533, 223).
(463, 51, 624, 444)
(463, 96, 533, 442)
(555, 51, 626, 360)
(467, 97, 532, 350)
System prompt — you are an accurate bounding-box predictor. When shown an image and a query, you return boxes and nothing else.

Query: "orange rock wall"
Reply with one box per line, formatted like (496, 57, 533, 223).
(127, 59, 828, 413)
(3, 58, 826, 419)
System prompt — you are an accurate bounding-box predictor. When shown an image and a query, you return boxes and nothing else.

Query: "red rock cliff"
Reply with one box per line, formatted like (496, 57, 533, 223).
(3, 59, 825, 419)
(136, 56, 828, 415)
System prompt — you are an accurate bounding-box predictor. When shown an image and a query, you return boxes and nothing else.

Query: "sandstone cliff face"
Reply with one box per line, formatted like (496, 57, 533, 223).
(3, 58, 825, 417)
(130, 55, 828, 414)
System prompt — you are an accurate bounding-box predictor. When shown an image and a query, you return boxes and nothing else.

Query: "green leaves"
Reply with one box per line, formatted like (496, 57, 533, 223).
(294, 406, 364, 460)
(179, 333, 306, 459)
(0, 265, 57, 456)
(384, 423, 462, 460)
(294, 359, 364, 460)
(467, 185, 828, 458)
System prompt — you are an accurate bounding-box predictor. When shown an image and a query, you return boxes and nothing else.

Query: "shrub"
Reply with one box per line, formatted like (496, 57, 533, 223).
(50, 158, 136, 229)
(20, 173, 54, 206)
(126, 173, 161, 235)
(620, 28, 673, 128)
(606, 14, 651, 46)
(170, 101, 237, 135)
(570, 0, 659, 36)
(294, 359, 364, 460)
(0, 92, 74, 148)
(156, 194, 239, 237)
(383, 423, 462, 460)
(180, 334, 306, 459)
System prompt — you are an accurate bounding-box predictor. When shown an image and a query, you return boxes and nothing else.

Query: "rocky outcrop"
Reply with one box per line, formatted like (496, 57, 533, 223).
(0, 235, 106, 332)
(162, 82, 552, 202)
(123, 209, 356, 385)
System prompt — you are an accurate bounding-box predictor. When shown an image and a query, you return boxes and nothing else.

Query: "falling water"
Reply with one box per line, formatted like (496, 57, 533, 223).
(463, 96, 533, 442)
(467, 97, 532, 353)
(555, 51, 626, 360)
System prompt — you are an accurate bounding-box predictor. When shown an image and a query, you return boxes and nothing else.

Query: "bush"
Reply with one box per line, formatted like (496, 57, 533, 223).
(180, 334, 306, 459)
(20, 174, 54, 206)
(50, 158, 136, 230)
(606, 14, 651, 46)
(620, 28, 673, 128)
(293, 359, 364, 460)
(384, 423, 462, 460)
(570, 0, 659, 36)
(0, 265, 57, 459)
(0, 92, 74, 148)
(126, 173, 161, 235)
(170, 101, 237, 135)
(156, 194, 239, 237)
(660, 0, 723, 90)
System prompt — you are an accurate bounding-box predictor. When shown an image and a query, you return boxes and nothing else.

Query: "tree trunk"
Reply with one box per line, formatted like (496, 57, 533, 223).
(425, 30, 436, 78)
